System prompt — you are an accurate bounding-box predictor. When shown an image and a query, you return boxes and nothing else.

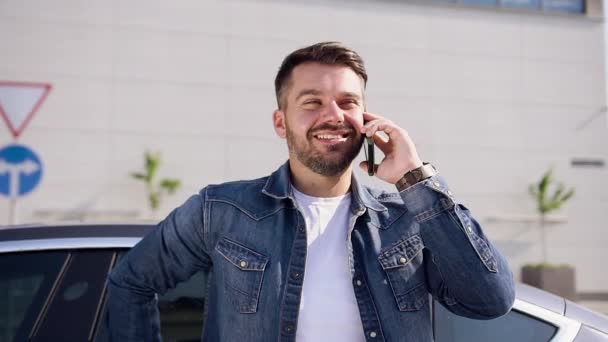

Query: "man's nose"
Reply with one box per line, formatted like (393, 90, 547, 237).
(321, 101, 345, 122)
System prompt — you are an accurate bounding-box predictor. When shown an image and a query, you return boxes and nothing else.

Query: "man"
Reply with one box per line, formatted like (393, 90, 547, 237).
(108, 42, 515, 342)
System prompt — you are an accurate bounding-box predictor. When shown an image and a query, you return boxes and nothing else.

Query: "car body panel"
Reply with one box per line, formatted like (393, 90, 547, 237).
(574, 325, 608, 341)
(567, 300, 608, 335)
(516, 282, 566, 315)
(1, 224, 608, 342)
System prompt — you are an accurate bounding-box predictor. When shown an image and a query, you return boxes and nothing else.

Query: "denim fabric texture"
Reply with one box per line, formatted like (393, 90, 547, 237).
(107, 161, 515, 342)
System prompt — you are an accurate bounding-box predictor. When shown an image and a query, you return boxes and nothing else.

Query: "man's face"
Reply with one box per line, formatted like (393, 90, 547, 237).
(274, 62, 365, 177)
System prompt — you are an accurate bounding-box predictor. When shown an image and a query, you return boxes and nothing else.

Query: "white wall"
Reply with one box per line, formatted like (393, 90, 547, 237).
(0, 0, 606, 292)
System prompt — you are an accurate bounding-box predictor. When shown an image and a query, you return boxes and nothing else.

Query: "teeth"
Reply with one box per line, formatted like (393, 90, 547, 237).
(316, 134, 343, 140)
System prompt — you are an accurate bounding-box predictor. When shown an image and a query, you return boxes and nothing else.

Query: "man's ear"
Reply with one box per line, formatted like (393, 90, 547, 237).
(273, 109, 287, 139)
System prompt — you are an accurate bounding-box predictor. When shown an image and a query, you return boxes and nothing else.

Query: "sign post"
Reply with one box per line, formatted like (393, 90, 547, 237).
(0, 81, 51, 224)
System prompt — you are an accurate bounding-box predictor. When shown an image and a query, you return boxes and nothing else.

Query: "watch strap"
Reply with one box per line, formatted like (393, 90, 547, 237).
(395, 162, 437, 192)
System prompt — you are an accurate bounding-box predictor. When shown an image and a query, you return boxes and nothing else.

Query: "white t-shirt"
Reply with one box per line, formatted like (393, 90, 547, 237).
(292, 188, 365, 342)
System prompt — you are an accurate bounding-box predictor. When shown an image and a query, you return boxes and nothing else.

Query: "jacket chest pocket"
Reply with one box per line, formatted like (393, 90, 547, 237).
(378, 234, 428, 312)
(216, 237, 268, 314)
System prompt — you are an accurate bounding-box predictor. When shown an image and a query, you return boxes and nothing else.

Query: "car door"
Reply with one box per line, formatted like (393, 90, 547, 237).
(433, 299, 560, 342)
(93, 249, 208, 342)
(0, 249, 115, 342)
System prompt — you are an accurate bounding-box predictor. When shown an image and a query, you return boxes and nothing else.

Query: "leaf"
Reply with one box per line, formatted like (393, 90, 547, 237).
(561, 189, 575, 203)
(539, 169, 552, 195)
(131, 149, 181, 211)
(532, 168, 575, 215)
(160, 179, 181, 194)
(145, 151, 160, 182)
(551, 183, 564, 203)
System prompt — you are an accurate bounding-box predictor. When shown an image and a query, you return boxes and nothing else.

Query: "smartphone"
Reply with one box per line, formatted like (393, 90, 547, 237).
(366, 136, 375, 176)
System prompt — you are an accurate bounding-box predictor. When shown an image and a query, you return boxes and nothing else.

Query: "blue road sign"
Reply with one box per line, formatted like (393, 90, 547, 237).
(0, 144, 43, 197)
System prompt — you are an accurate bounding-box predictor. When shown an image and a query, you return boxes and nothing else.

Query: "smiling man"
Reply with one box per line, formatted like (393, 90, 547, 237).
(108, 42, 515, 342)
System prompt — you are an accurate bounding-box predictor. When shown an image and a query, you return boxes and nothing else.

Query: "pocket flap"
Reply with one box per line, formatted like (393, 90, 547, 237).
(378, 234, 423, 270)
(216, 238, 268, 271)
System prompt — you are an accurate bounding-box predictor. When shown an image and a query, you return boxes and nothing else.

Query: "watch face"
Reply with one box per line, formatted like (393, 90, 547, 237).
(412, 169, 422, 181)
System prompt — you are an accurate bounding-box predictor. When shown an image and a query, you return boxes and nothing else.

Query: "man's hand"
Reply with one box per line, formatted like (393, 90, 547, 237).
(358, 112, 423, 184)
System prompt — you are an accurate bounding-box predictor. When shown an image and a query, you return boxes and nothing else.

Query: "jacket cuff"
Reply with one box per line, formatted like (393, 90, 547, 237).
(397, 174, 455, 217)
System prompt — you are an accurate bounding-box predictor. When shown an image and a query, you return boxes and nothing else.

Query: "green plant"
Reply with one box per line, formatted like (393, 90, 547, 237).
(130, 151, 181, 211)
(528, 168, 575, 264)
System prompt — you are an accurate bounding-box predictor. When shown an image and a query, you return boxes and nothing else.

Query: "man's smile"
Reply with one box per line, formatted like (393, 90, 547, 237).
(311, 129, 355, 145)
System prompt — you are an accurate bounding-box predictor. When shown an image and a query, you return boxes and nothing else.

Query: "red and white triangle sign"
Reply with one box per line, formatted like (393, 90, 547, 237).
(0, 81, 52, 139)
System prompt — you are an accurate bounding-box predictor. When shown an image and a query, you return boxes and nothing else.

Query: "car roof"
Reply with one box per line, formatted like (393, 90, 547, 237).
(0, 223, 154, 241)
(0, 223, 155, 253)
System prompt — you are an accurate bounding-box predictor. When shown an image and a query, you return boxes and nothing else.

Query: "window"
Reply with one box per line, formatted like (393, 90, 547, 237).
(502, 0, 542, 10)
(158, 271, 207, 342)
(543, 0, 585, 13)
(33, 250, 114, 341)
(463, 0, 498, 6)
(433, 301, 557, 341)
(0, 251, 69, 342)
(94, 250, 208, 342)
(432, 0, 586, 14)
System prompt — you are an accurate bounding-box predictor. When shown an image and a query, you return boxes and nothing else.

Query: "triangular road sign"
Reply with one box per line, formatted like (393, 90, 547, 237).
(0, 81, 52, 139)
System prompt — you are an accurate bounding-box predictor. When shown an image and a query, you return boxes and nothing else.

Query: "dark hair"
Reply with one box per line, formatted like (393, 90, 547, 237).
(274, 41, 368, 109)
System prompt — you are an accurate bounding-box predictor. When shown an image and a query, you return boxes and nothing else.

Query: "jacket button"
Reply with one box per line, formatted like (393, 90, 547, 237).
(399, 256, 407, 264)
(369, 331, 377, 338)
(355, 279, 362, 286)
(239, 261, 248, 268)
(291, 272, 302, 280)
(284, 324, 295, 333)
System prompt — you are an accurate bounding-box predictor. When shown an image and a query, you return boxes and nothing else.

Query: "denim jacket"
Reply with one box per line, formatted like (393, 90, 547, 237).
(107, 162, 515, 342)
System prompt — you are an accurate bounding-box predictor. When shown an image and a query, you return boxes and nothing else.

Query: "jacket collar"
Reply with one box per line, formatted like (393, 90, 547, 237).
(262, 161, 387, 213)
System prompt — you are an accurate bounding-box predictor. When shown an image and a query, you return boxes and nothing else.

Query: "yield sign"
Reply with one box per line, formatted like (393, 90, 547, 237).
(0, 81, 52, 139)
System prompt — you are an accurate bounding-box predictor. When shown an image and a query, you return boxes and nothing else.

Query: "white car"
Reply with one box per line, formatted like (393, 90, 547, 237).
(1, 223, 607, 341)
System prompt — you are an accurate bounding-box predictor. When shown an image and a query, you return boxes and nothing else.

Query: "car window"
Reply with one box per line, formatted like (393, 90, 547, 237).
(94, 250, 207, 342)
(32, 250, 115, 342)
(158, 271, 207, 342)
(0, 251, 69, 342)
(433, 300, 557, 342)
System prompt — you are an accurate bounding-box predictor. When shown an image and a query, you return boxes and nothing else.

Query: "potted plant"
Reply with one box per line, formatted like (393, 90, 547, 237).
(521, 168, 576, 300)
(130, 150, 181, 219)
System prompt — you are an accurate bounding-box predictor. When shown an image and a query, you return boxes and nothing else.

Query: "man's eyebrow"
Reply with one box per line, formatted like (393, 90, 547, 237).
(341, 92, 362, 100)
(295, 89, 322, 101)
(295, 90, 362, 101)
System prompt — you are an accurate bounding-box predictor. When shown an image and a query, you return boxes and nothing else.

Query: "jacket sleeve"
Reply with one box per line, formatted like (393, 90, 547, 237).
(398, 175, 515, 320)
(106, 190, 212, 341)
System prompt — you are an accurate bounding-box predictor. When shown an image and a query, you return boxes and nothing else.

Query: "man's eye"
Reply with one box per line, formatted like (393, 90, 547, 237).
(340, 99, 359, 106)
(303, 100, 321, 105)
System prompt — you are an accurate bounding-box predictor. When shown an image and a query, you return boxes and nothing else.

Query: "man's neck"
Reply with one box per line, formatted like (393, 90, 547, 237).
(288, 159, 352, 198)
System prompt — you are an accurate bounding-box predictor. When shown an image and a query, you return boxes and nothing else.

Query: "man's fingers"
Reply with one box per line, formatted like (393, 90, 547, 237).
(372, 133, 390, 150)
(363, 119, 400, 141)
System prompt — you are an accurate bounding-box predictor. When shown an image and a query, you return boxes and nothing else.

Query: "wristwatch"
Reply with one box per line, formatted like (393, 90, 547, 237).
(395, 162, 437, 192)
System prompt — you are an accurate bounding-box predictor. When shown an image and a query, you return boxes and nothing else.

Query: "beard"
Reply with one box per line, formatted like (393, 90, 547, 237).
(285, 121, 364, 177)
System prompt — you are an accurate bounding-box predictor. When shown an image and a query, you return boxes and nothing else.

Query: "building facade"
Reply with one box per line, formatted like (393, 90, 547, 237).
(1, 0, 607, 293)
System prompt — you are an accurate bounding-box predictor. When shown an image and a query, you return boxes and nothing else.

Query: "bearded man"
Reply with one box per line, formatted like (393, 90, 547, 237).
(108, 41, 515, 342)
